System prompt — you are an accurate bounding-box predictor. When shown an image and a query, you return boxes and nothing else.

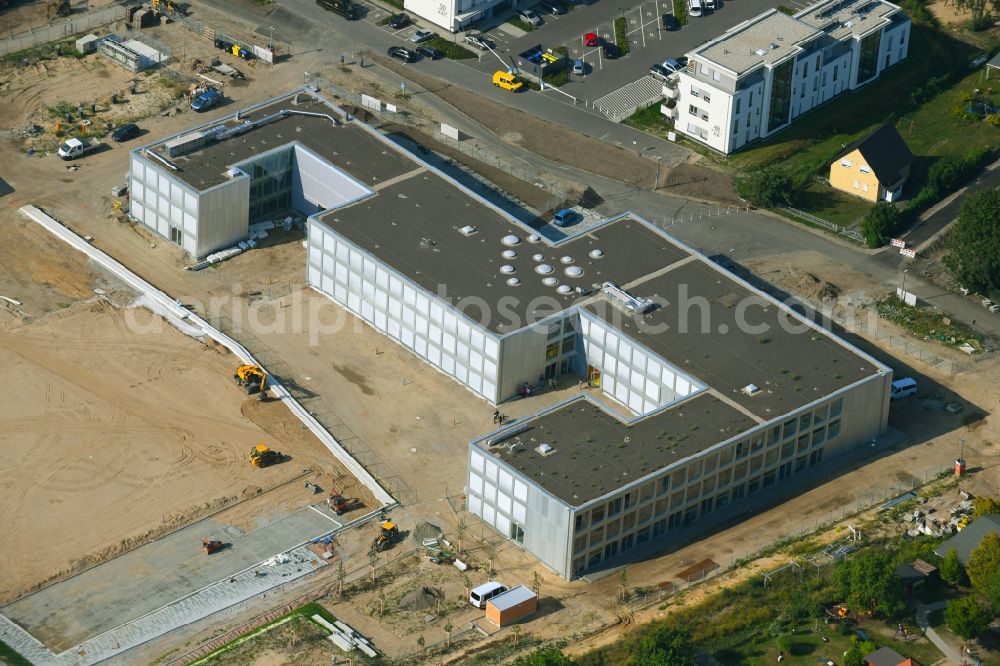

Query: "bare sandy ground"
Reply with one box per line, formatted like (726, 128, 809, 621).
(0, 300, 373, 604)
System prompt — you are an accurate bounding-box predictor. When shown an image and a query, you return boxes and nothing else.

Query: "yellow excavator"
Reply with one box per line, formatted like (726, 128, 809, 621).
(249, 444, 284, 468)
(372, 520, 399, 552)
(46, 0, 70, 19)
(234, 364, 268, 400)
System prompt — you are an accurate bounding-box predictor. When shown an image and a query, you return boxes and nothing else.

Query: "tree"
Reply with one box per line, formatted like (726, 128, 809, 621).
(967, 531, 1000, 601)
(631, 624, 695, 666)
(775, 633, 791, 657)
(513, 648, 574, 666)
(842, 642, 866, 666)
(944, 189, 1000, 295)
(336, 560, 347, 596)
(444, 622, 454, 648)
(945, 596, 992, 640)
(835, 551, 906, 617)
(860, 201, 902, 248)
(735, 168, 792, 208)
(456, 516, 468, 554)
(940, 547, 967, 586)
(485, 539, 500, 576)
(973, 497, 1000, 518)
(953, 0, 999, 29)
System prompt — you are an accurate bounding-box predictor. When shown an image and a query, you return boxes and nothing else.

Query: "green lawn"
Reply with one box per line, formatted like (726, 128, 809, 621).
(508, 18, 534, 32)
(425, 37, 477, 60)
(0, 639, 32, 666)
(792, 181, 873, 228)
(714, 619, 943, 666)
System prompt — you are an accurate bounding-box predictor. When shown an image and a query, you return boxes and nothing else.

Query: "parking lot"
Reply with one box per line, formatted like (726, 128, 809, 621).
(359, 0, 817, 103)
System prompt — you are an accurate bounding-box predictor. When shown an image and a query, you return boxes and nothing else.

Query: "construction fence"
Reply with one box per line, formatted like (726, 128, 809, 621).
(0, 5, 126, 56)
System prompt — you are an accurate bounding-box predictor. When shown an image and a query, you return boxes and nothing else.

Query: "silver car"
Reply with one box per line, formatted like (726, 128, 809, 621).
(409, 29, 435, 43)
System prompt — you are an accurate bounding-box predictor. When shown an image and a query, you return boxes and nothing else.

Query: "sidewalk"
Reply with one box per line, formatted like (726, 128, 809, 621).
(915, 600, 962, 666)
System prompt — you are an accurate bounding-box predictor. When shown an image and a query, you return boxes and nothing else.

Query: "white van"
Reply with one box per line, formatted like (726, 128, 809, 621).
(704, 0, 715, 9)
(688, 0, 703, 16)
(470, 581, 508, 609)
(890, 377, 917, 400)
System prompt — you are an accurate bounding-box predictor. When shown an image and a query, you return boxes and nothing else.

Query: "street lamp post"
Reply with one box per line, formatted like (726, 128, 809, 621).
(269, 25, 274, 49)
(901, 269, 909, 298)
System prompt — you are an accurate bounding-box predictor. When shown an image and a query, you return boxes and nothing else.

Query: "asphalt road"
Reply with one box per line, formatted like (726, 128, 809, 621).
(904, 159, 1000, 249)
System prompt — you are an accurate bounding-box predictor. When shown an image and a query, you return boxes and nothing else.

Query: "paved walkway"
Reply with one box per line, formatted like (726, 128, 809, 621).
(915, 600, 962, 665)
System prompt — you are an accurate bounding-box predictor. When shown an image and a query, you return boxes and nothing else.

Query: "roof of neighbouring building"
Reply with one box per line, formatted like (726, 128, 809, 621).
(796, 0, 904, 42)
(488, 585, 537, 611)
(934, 514, 1000, 564)
(583, 261, 880, 421)
(482, 393, 757, 506)
(693, 10, 821, 75)
(836, 124, 914, 185)
(865, 646, 917, 666)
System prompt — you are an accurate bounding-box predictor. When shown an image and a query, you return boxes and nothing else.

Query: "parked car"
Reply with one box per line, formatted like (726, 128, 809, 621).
(464, 32, 494, 50)
(661, 13, 679, 30)
(704, 0, 716, 9)
(890, 377, 917, 400)
(387, 13, 411, 28)
(540, 0, 565, 14)
(662, 57, 686, 73)
(417, 45, 444, 59)
(492, 70, 523, 91)
(688, 0, 703, 16)
(553, 209, 580, 227)
(111, 123, 141, 142)
(650, 63, 672, 80)
(409, 28, 435, 43)
(387, 45, 417, 62)
(602, 43, 618, 59)
(584, 31, 599, 47)
(191, 89, 222, 112)
(517, 7, 543, 26)
(572, 58, 586, 75)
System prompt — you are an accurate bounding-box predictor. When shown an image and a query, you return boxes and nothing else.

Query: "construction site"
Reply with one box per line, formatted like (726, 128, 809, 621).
(0, 0, 999, 664)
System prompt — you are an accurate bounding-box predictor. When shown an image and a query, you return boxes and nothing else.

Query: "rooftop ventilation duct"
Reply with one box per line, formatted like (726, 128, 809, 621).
(601, 281, 655, 314)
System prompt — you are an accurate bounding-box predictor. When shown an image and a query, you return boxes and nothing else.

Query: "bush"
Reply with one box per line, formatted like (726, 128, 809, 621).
(861, 202, 902, 247)
(736, 168, 792, 207)
(945, 596, 992, 640)
(672, 0, 687, 25)
(426, 37, 477, 60)
(903, 146, 991, 221)
(614, 16, 630, 56)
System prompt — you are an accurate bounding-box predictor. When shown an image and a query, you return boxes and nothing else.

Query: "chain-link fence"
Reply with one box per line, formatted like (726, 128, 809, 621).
(0, 6, 126, 56)
(305, 73, 411, 125)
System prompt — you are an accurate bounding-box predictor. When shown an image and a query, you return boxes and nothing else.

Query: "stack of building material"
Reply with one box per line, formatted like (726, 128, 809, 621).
(206, 247, 242, 264)
(311, 615, 379, 657)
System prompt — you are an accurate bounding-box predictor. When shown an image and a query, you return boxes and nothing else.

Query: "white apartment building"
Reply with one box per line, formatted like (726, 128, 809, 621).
(405, 0, 514, 32)
(663, 0, 910, 153)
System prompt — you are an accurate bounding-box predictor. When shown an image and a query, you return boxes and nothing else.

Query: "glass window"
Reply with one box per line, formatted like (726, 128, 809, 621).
(703, 453, 718, 473)
(748, 456, 762, 473)
(795, 456, 808, 472)
(561, 337, 576, 354)
(719, 447, 734, 465)
(638, 505, 652, 524)
(591, 506, 605, 524)
(762, 470, 776, 487)
(797, 435, 810, 453)
(750, 436, 763, 453)
(623, 512, 636, 530)
(799, 413, 812, 430)
(733, 462, 748, 480)
(687, 460, 703, 482)
(656, 477, 670, 496)
(783, 418, 797, 439)
(781, 442, 795, 460)
(639, 483, 654, 502)
(813, 426, 826, 446)
(831, 399, 843, 417)
(765, 448, 778, 466)
(672, 470, 686, 487)
(546, 342, 559, 359)
(608, 497, 622, 516)
(747, 477, 760, 494)
(717, 468, 732, 486)
(814, 404, 828, 423)
(828, 419, 841, 439)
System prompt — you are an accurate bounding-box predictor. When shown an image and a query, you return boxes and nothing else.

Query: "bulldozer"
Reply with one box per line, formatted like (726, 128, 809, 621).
(234, 364, 268, 400)
(372, 520, 399, 552)
(46, 0, 70, 19)
(249, 444, 284, 468)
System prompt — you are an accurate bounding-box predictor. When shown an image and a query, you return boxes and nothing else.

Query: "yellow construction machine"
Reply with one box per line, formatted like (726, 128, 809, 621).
(46, 0, 70, 19)
(234, 364, 268, 400)
(372, 520, 399, 552)
(249, 444, 284, 468)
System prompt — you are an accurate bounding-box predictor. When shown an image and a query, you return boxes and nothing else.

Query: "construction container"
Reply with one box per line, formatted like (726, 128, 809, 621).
(75, 34, 102, 54)
(485, 585, 537, 627)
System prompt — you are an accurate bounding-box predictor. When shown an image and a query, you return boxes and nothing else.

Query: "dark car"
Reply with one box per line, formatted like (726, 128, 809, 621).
(661, 13, 679, 30)
(602, 43, 618, 59)
(111, 123, 140, 142)
(387, 45, 416, 62)
(650, 63, 672, 80)
(417, 45, 444, 59)
(190, 89, 223, 112)
(387, 12, 411, 28)
(540, 0, 565, 14)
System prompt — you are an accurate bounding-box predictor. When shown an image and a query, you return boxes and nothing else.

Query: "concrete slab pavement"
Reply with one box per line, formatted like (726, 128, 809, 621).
(2, 505, 336, 652)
